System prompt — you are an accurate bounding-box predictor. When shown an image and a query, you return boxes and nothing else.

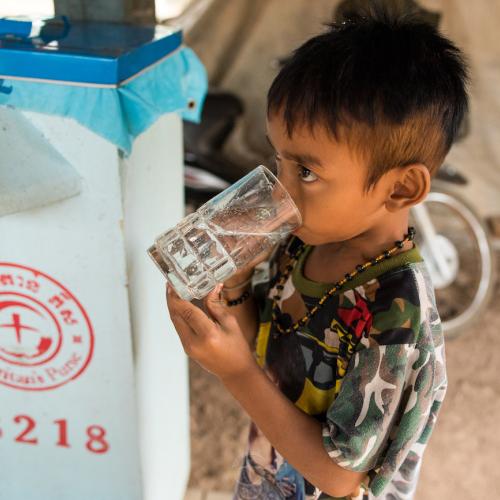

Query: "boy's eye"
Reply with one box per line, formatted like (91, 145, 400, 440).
(274, 155, 318, 184)
(297, 165, 318, 183)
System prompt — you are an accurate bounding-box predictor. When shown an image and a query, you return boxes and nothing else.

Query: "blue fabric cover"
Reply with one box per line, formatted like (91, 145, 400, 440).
(0, 46, 207, 154)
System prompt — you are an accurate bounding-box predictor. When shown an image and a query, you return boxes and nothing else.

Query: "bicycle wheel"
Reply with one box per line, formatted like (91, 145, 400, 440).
(409, 186, 497, 340)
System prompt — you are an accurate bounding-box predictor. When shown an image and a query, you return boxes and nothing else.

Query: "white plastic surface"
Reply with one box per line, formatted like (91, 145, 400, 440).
(0, 110, 142, 499)
(121, 112, 190, 500)
(0, 107, 82, 217)
(0, 110, 189, 500)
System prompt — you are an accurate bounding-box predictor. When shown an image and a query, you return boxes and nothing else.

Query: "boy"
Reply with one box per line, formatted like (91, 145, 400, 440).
(166, 7, 468, 500)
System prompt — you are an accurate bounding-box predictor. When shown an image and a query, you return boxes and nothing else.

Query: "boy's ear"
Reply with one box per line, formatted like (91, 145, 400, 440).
(385, 163, 431, 212)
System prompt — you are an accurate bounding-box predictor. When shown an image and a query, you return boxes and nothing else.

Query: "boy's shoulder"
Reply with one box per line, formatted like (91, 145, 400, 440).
(353, 258, 443, 355)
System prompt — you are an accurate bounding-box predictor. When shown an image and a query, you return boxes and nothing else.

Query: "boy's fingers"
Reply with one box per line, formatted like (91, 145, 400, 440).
(166, 283, 214, 337)
(205, 284, 238, 331)
(201, 286, 218, 320)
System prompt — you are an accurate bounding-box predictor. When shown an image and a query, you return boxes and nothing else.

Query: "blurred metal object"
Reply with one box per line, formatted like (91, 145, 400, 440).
(411, 187, 496, 339)
(435, 164, 468, 185)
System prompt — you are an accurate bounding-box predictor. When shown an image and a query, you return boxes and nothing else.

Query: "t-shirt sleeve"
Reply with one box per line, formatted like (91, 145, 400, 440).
(321, 275, 440, 489)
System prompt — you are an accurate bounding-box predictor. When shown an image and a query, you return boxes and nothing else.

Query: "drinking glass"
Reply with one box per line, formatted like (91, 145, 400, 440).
(147, 164, 302, 300)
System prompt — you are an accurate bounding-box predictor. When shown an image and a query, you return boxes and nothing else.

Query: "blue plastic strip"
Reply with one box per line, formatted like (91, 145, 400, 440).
(0, 30, 183, 85)
(0, 49, 119, 85)
(0, 46, 207, 154)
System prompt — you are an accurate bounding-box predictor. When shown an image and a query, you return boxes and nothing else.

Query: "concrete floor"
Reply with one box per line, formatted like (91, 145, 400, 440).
(185, 1, 500, 498)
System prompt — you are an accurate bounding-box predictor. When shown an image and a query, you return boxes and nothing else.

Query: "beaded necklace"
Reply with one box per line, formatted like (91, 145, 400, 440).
(270, 227, 416, 339)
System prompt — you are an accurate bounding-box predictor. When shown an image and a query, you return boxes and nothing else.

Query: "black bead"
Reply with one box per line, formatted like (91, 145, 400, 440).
(396, 240, 404, 249)
(356, 265, 364, 272)
(276, 312, 293, 329)
(226, 289, 251, 306)
(384, 250, 391, 259)
(408, 226, 416, 239)
(345, 273, 353, 281)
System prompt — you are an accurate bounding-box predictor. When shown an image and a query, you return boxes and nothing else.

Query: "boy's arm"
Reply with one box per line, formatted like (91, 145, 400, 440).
(220, 362, 368, 498)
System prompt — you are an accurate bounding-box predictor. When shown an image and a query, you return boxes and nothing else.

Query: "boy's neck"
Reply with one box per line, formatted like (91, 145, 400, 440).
(313, 212, 413, 264)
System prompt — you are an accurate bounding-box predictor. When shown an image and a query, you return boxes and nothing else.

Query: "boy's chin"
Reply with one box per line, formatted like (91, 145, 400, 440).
(291, 228, 343, 247)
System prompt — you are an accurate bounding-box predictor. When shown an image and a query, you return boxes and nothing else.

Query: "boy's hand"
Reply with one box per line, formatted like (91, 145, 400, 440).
(166, 282, 257, 381)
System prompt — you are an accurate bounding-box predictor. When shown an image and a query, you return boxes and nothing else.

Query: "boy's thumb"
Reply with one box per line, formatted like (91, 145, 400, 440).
(204, 283, 233, 328)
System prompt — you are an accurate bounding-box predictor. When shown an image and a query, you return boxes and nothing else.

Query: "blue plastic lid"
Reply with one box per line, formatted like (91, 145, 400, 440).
(0, 16, 183, 86)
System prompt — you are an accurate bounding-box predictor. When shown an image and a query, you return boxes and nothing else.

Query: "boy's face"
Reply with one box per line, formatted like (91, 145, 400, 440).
(266, 112, 394, 246)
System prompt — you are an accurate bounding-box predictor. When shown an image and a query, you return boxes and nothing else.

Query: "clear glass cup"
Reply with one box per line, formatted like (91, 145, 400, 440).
(147, 164, 302, 301)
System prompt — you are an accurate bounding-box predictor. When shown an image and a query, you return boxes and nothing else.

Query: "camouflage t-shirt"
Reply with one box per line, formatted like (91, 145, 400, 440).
(231, 236, 448, 500)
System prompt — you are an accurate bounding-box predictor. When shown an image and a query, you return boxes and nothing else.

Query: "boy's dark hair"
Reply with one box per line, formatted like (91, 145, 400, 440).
(267, 4, 469, 191)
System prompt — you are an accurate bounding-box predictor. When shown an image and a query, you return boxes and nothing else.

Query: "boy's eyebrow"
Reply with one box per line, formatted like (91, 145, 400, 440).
(265, 134, 323, 168)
